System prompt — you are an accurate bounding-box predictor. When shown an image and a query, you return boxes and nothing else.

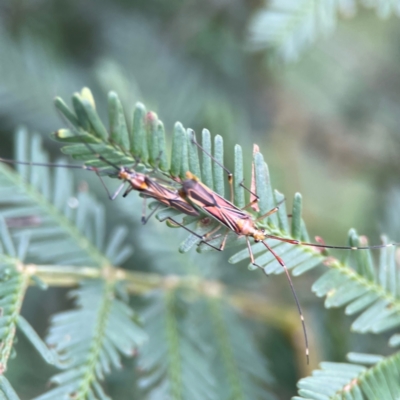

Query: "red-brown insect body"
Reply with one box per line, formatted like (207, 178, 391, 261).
(119, 168, 200, 217)
(181, 171, 265, 239)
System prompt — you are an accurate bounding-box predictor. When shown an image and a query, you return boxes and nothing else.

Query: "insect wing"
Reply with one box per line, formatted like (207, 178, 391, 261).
(145, 178, 199, 217)
(184, 178, 250, 233)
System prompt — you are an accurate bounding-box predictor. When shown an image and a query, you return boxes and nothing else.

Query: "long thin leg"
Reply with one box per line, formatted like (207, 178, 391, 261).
(142, 201, 161, 225)
(190, 131, 262, 211)
(141, 197, 148, 223)
(94, 169, 127, 200)
(241, 198, 259, 211)
(203, 224, 223, 240)
(239, 181, 259, 201)
(261, 240, 309, 364)
(254, 206, 279, 223)
(158, 216, 222, 251)
(253, 197, 286, 221)
(200, 228, 230, 251)
(190, 131, 235, 202)
(123, 186, 134, 198)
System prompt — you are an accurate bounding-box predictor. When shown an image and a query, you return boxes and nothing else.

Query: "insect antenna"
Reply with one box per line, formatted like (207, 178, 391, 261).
(264, 234, 400, 251)
(0, 157, 96, 171)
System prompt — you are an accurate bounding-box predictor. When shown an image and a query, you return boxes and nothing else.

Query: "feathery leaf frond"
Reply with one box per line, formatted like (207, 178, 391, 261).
(3, 127, 114, 268)
(0, 222, 31, 374)
(35, 281, 146, 400)
(248, 0, 400, 62)
(312, 233, 400, 344)
(0, 219, 64, 374)
(138, 290, 276, 400)
(294, 351, 400, 399)
(0, 376, 20, 400)
(0, 128, 147, 398)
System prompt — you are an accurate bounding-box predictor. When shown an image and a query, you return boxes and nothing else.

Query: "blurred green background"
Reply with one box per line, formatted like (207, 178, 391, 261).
(1, 1, 400, 399)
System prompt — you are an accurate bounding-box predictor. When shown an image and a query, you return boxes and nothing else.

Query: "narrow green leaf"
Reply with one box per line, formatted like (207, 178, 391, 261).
(292, 256, 323, 276)
(180, 130, 189, 180)
(17, 233, 30, 261)
(0, 217, 16, 257)
(233, 145, 245, 208)
(351, 299, 389, 332)
(54, 97, 80, 128)
(131, 102, 147, 159)
(108, 91, 129, 148)
(30, 275, 48, 290)
(51, 129, 96, 144)
(170, 122, 185, 178)
(201, 129, 214, 189)
(389, 334, 400, 347)
(387, 245, 397, 297)
(17, 316, 62, 367)
(79, 98, 108, 141)
(349, 231, 375, 281)
(291, 193, 302, 240)
(345, 292, 380, 315)
(253, 152, 269, 216)
(14, 127, 29, 180)
(362, 370, 387, 400)
(0, 376, 20, 400)
(324, 282, 367, 308)
(80, 87, 96, 108)
(373, 314, 400, 333)
(379, 236, 388, 290)
(146, 112, 160, 167)
(72, 93, 91, 132)
(297, 388, 327, 399)
(347, 352, 384, 365)
(312, 269, 345, 297)
(350, 385, 364, 400)
(157, 121, 169, 171)
(179, 234, 200, 253)
(275, 190, 289, 234)
(213, 135, 225, 197)
(187, 130, 201, 179)
(300, 219, 310, 242)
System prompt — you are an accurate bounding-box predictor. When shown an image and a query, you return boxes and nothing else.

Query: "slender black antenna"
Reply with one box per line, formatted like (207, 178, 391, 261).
(264, 234, 400, 251)
(0, 157, 95, 171)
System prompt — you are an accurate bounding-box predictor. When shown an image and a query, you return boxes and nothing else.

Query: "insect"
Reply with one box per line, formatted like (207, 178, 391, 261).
(0, 136, 200, 227)
(177, 133, 400, 363)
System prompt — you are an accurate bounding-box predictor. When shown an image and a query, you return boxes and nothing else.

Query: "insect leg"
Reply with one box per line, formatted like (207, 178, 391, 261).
(254, 206, 280, 222)
(94, 169, 127, 200)
(141, 201, 162, 225)
(200, 226, 231, 251)
(190, 131, 235, 203)
(158, 216, 223, 251)
(261, 240, 309, 364)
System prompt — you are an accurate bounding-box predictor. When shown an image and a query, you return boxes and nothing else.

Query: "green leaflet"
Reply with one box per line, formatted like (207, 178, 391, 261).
(295, 351, 400, 400)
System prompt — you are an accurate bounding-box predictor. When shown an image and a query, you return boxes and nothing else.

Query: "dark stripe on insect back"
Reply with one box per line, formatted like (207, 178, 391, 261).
(186, 186, 217, 207)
